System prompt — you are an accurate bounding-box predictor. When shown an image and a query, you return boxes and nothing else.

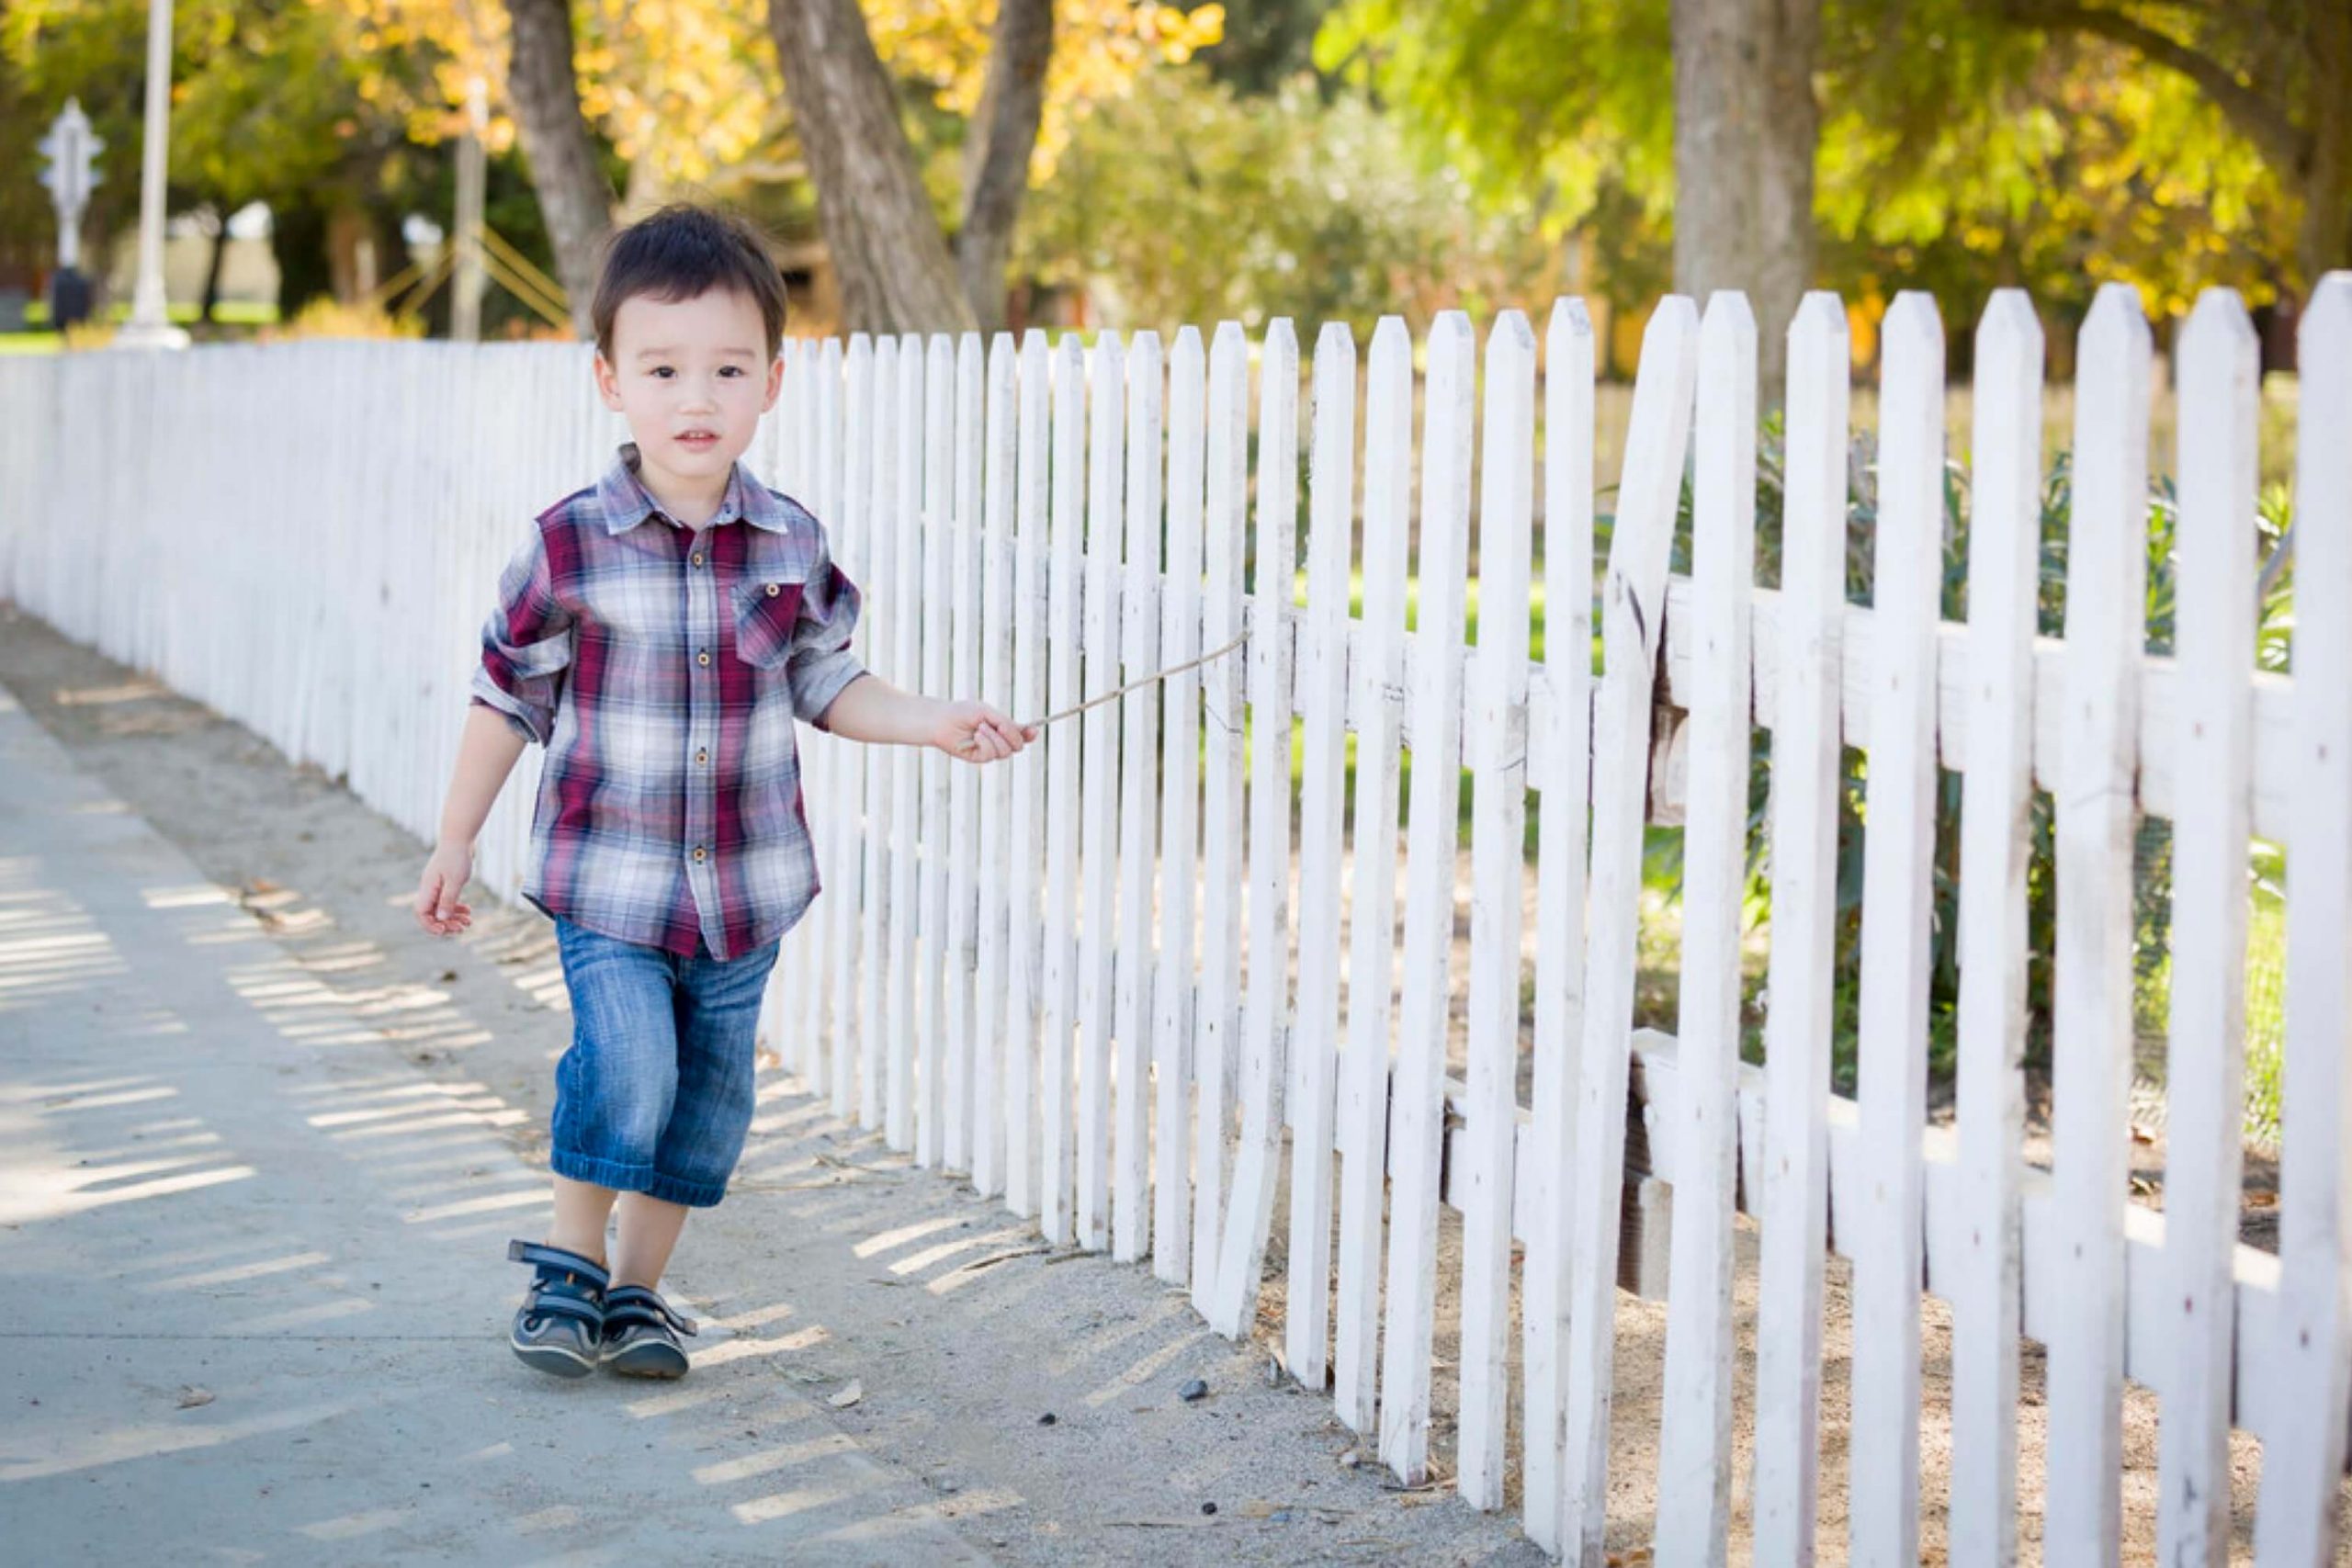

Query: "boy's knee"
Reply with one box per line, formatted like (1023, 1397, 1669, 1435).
(598, 1069, 677, 1165)
(556, 1036, 677, 1173)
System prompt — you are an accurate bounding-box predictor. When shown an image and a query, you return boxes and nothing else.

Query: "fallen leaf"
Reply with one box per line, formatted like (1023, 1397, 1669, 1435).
(176, 1386, 214, 1409)
(755, 1048, 782, 1071)
(830, 1380, 863, 1408)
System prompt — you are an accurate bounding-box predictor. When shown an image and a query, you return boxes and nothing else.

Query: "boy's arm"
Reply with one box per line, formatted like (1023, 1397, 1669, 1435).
(439, 702, 528, 848)
(815, 673, 943, 747)
(819, 673, 1035, 761)
(415, 704, 525, 936)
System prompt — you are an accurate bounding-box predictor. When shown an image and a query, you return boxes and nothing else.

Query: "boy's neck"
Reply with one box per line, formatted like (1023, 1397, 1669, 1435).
(634, 453, 729, 532)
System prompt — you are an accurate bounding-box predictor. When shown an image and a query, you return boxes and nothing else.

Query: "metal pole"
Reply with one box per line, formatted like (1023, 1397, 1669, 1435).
(451, 75, 488, 343)
(115, 0, 187, 348)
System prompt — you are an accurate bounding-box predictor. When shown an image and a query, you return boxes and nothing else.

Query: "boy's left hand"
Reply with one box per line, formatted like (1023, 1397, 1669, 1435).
(933, 699, 1037, 764)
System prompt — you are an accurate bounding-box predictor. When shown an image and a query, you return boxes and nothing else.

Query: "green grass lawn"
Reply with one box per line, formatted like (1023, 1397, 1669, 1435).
(18, 298, 278, 329)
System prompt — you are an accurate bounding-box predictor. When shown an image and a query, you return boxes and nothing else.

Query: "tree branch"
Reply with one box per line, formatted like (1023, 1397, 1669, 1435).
(2003, 0, 2308, 175)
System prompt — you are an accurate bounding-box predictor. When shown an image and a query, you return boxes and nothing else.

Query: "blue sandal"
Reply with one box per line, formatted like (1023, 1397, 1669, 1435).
(505, 1240, 608, 1379)
(600, 1283, 698, 1379)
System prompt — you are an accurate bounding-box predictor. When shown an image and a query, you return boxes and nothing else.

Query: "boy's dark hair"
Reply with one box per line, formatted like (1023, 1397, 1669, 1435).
(591, 204, 789, 362)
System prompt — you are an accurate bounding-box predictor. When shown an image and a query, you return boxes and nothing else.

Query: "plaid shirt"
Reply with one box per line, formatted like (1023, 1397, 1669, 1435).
(469, 443, 866, 961)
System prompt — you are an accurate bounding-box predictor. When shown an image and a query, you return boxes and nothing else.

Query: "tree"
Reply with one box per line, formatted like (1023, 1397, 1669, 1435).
(957, 0, 1054, 328)
(767, 0, 971, 332)
(1318, 0, 1818, 386)
(1319, 0, 2335, 385)
(1999, 0, 2349, 293)
(500, 0, 613, 331)
(767, 0, 1223, 334)
(1671, 0, 1817, 385)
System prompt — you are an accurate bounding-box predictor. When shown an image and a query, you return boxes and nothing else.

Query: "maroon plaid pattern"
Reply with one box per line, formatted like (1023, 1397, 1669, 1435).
(469, 443, 866, 960)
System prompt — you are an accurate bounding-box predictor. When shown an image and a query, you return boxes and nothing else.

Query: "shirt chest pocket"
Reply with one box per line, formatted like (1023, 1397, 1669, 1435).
(732, 577, 808, 671)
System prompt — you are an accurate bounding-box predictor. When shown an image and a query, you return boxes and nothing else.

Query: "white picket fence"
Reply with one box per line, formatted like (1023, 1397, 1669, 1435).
(2, 276, 2346, 1563)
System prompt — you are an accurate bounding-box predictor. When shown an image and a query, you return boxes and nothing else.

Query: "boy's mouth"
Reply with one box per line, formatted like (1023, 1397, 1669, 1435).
(675, 430, 720, 452)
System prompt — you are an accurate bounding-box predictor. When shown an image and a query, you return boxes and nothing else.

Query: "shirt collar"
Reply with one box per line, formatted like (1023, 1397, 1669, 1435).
(595, 442, 793, 536)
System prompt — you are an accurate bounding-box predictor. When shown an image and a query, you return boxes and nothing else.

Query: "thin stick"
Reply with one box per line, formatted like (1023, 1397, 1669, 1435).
(1018, 629, 1245, 730)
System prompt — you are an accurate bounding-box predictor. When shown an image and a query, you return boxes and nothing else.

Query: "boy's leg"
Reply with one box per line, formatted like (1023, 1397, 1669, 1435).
(642, 935, 784, 1213)
(509, 917, 684, 1376)
(599, 932, 775, 1378)
(548, 1173, 620, 1266)
(611, 1191, 690, 1288)
(547, 916, 683, 1195)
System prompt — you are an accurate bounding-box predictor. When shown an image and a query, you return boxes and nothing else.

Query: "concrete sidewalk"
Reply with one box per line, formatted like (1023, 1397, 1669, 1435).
(0, 616, 1547, 1568)
(0, 690, 998, 1565)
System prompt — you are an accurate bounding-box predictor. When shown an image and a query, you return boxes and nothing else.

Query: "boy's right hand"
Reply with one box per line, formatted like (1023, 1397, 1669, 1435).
(413, 841, 475, 937)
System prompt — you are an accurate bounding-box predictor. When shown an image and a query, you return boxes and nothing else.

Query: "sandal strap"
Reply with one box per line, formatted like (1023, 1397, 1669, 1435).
(519, 1281, 605, 1326)
(507, 1238, 610, 1290)
(603, 1285, 698, 1337)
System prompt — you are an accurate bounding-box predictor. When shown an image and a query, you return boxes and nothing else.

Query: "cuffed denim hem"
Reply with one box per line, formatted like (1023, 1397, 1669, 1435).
(547, 1146, 729, 1208)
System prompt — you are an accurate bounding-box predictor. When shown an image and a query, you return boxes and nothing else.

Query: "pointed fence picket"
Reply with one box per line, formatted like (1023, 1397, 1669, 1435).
(10, 279, 2348, 1565)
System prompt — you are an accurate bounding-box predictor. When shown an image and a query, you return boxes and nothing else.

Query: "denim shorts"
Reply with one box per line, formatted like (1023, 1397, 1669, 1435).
(548, 915, 783, 1208)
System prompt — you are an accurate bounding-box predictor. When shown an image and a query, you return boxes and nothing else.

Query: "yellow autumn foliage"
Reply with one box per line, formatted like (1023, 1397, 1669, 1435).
(335, 0, 1222, 190)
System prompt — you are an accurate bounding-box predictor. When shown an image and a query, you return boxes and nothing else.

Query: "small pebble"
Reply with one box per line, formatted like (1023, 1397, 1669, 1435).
(1037, 1412, 1057, 1426)
(1339, 1450, 1362, 1469)
(1201, 1502, 1217, 1516)
(1178, 1378, 1208, 1403)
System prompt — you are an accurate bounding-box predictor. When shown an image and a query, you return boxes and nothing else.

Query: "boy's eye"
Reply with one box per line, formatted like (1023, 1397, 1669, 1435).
(650, 367, 674, 379)
(719, 367, 744, 378)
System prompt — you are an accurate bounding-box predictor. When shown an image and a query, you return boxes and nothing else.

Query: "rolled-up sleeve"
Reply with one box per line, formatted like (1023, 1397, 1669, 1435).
(469, 523, 572, 746)
(786, 525, 867, 730)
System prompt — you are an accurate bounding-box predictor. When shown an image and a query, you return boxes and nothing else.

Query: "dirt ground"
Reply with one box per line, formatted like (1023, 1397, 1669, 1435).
(3, 597, 2333, 1564)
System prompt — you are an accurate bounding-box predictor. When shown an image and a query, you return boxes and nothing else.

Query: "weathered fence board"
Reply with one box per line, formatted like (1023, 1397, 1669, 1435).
(1652, 292, 1754, 1568)
(2043, 283, 2150, 1566)
(1282, 321, 1354, 1386)
(1751, 293, 1849, 1568)
(1209, 319, 1297, 1338)
(1848, 293, 1942, 1568)
(1458, 310, 1535, 1511)
(1558, 299, 1698, 1564)
(1376, 310, 1474, 1485)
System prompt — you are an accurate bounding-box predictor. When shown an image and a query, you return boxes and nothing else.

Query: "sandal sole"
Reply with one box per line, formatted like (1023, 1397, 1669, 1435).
(510, 1333, 600, 1379)
(604, 1343, 691, 1379)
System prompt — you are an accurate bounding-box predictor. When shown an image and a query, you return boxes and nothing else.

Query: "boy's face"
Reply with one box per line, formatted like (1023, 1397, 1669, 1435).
(594, 286, 782, 493)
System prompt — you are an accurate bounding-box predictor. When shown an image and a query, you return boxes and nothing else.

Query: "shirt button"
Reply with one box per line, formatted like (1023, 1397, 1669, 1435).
(692, 846, 707, 863)
(691, 552, 705, 567)
(764, 582, 779, 597)
(696, 649, 711, 667)
(695, 749, 708, 764)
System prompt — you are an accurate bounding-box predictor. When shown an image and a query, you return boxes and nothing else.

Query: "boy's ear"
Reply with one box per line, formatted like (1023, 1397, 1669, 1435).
(593, 353, 624, 411)
(762, 354, 783, 412)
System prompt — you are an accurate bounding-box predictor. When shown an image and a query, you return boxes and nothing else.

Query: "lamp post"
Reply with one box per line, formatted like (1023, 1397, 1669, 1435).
(37, 98, 101, 270)
(37, 98, 103, 333)
(114, 0, 188, 349)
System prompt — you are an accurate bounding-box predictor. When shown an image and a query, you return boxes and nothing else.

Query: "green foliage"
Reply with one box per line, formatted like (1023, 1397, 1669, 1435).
(1014, 65, 1562, 336)
(1317, 0, 2312, 339)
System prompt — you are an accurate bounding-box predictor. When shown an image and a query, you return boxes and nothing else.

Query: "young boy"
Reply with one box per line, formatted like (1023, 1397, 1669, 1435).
(413, 204, 1034, 1381)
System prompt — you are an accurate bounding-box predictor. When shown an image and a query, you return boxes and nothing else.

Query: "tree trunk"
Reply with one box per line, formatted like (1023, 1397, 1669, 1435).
(199, 208, 229, 324)
(2298, 1, 2351, 292)
(766, 0, 975, 334)
(957, 0, 1054, 332)
(500, 0, 615, 336)
(1671, 0, 1819, 394)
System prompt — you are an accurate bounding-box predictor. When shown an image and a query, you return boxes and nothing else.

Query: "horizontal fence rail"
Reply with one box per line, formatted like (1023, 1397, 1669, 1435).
(4, 275, 2347, 1563)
